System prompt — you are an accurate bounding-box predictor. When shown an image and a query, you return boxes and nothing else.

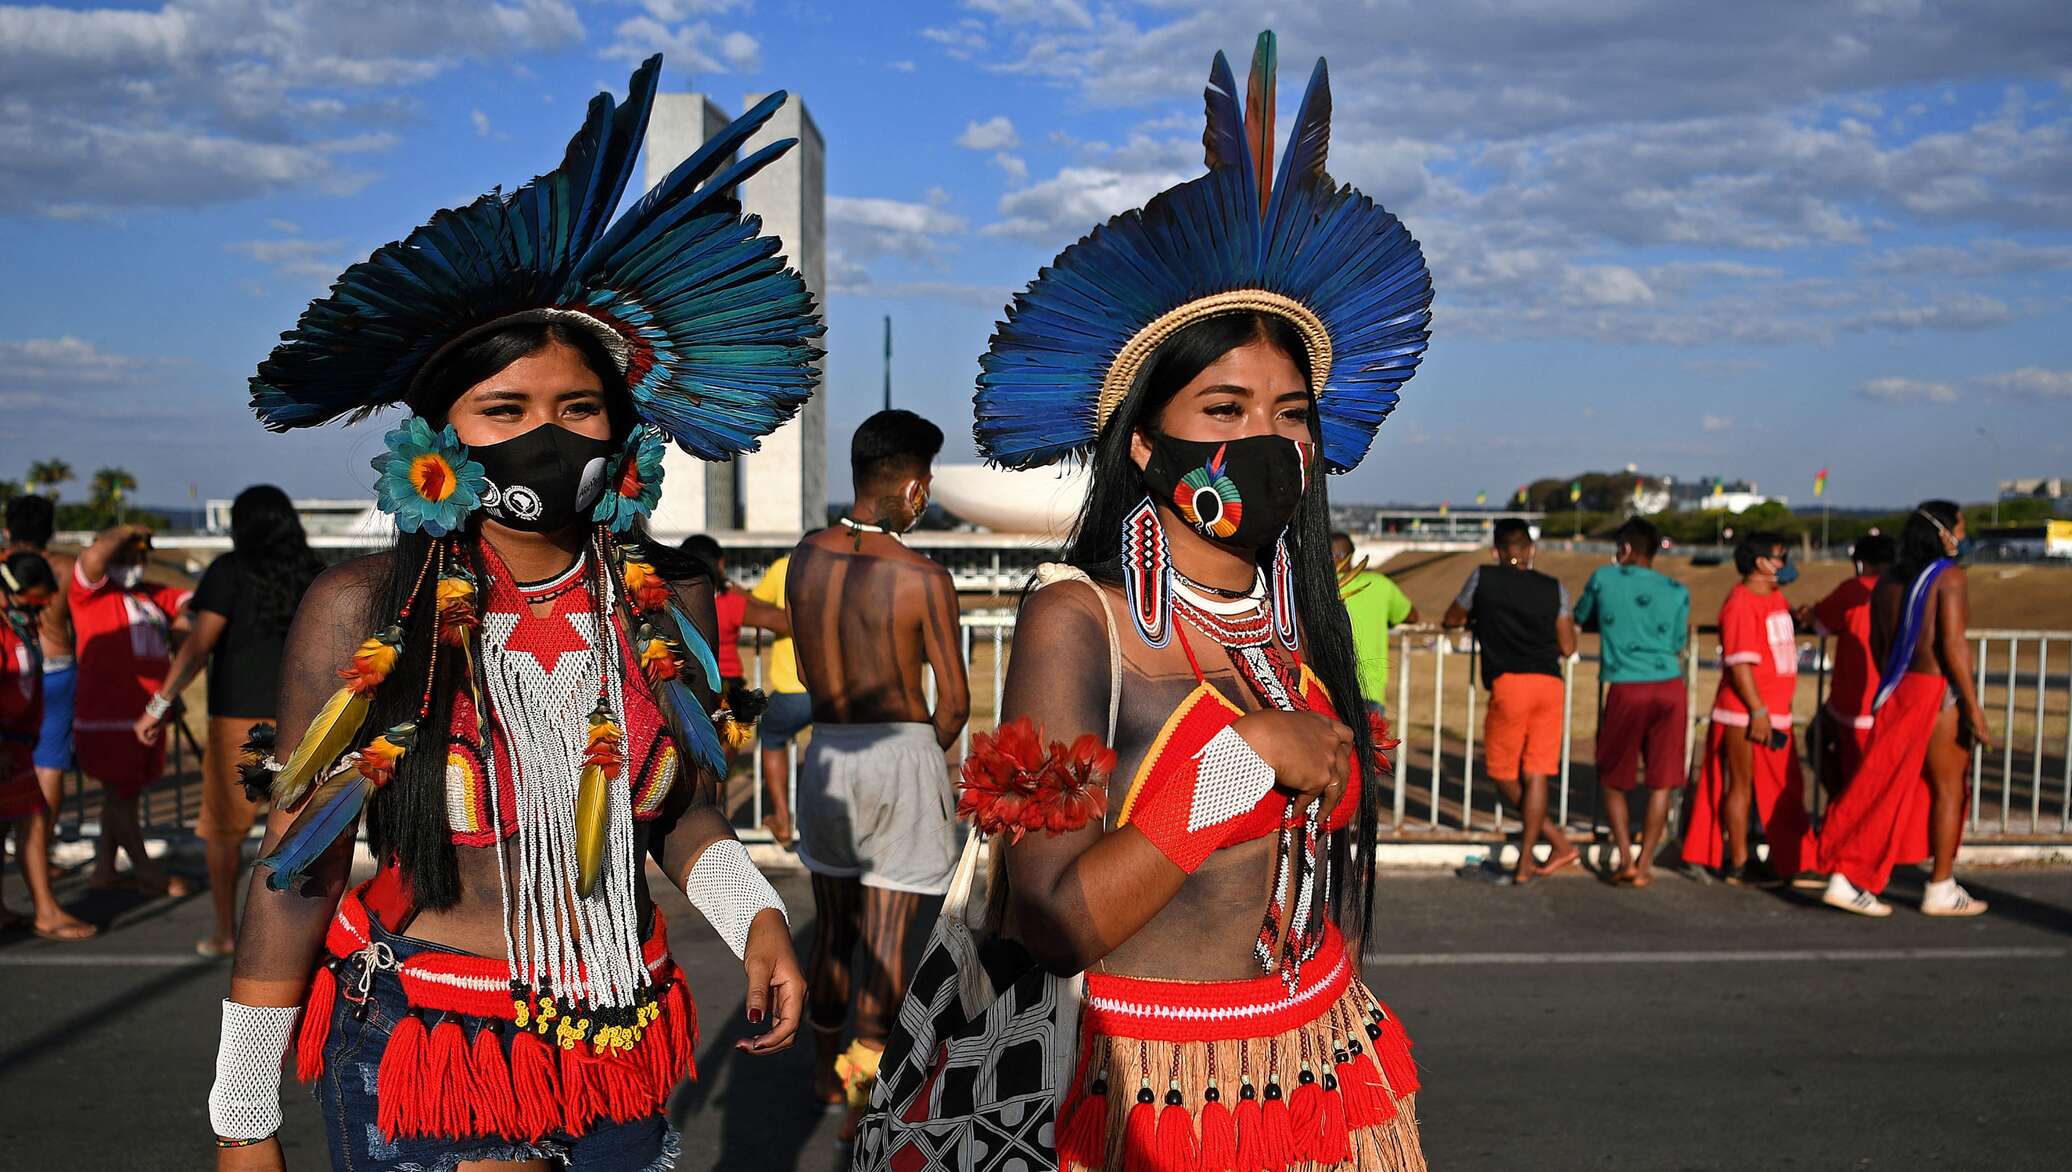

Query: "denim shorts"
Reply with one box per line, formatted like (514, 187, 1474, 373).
(758, 689, 813, 749)
(314, 916, 681, 1172)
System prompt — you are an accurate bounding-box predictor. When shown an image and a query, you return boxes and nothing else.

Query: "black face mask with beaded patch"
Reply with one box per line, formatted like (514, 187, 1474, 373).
(471, 423, 619, 534)
(1141, 433, 1315, 550)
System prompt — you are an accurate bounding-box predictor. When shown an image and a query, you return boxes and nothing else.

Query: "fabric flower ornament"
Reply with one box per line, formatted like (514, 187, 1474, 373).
(593, 424, 667, 533)
(371, 416, 486, 537)
(1368, 711, 1401, 775)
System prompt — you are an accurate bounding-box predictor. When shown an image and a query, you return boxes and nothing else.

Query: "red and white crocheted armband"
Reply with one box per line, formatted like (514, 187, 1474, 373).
(957, 717, 1113, 842)
(1122, 724, 1276, 874)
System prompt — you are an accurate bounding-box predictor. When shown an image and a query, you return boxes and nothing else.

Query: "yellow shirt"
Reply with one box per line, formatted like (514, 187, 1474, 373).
(749, 555, 804, 694)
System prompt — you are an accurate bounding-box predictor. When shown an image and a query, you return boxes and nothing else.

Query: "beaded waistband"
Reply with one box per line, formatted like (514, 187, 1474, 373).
(1082, 924, 1350, 1042)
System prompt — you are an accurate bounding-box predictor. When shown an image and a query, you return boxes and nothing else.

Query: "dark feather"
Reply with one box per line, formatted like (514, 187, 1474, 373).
(1244, 30, 1277, 217)
(259, 770, 371, 892)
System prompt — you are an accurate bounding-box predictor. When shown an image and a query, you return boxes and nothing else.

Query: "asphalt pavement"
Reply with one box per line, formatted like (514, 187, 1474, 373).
(2, 857, 2068, 1170)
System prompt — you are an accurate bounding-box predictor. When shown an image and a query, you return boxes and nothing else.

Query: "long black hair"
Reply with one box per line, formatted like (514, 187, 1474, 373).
(1896, 498, 1960, 582)
(229, 485, 323, 635)
(365, 317, 707, 908)
(1062, 310, 1384, 940)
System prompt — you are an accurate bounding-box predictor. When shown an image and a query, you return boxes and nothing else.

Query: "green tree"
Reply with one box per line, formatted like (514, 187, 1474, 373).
(26, 459, 72, 499)
(0, 480, 19, 506)
(89, 467, 137, 523)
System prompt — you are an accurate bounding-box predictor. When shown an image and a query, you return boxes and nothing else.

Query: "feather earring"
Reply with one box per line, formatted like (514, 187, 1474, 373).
(1121, 497, 1172, 649)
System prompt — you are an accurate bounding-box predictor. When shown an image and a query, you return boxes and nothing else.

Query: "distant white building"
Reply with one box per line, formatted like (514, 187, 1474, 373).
(205, 497, 377, 537)
(1667, 476, 1773, 513)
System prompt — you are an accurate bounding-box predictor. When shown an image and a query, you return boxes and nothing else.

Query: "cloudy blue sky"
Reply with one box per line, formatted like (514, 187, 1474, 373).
(2, 0, 2068, 511)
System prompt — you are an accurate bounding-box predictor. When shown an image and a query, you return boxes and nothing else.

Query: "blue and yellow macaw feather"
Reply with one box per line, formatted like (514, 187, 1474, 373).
(259, 769, 371, 892)
(248, 55, 823, 463)
(661, 677, 728, 780)
(975, 34, 1431, 476)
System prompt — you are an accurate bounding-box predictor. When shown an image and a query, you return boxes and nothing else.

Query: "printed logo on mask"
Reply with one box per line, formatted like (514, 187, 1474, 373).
(1143, 433, 1314, 549)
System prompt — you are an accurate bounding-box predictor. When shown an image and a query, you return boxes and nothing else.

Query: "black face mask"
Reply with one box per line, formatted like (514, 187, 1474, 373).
(472, 424, 619, 533)
(1142, 433, 1316, 549)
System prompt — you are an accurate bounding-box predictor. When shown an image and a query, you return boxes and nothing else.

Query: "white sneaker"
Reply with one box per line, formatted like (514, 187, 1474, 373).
(1920, 878, 1989, 917)
(1822, 872, 1892, 918)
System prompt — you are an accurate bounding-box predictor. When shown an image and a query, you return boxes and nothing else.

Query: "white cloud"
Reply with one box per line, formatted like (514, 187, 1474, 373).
(226, 235, 348, 282)
(890, 59, 916, 73)
(1701, 414, 1734, 433)
(0, 0, 583, 215)
(470, 109, 492, 137)
(963, 0, 1092, 28)
(827, 195, 969, 263)
(984, 162, 1190, 243)
(956, 115, 1020, 151)
(1859, 238, 2072, 277)
(991, 152, 1029, 182)
(602, 17, 761, 73)
(0, 336, 176, 391)
(1974, 367, 2072, 399)
(1843, 293, 2018, 333)
(1859, 376, 1960, 404)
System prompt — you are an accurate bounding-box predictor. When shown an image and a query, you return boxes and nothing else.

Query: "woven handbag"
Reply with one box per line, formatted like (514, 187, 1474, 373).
(850, 567, 1117, 1172)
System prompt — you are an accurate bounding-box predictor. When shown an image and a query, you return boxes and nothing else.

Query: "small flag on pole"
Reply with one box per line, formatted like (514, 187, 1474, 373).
(1515, 485, 1528, 506)
(1439, 499, 1450, 515)
(1633, 478, 1644, 503)
(1814, 468, 1828, 497)
(1569, 480, 1582, 504)
(1475, 490, 1487, 506)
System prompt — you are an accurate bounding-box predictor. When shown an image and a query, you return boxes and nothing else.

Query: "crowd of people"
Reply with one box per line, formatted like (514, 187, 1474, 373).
(0, 32, 2004, 1172)
(1330, 509, 1992, 915)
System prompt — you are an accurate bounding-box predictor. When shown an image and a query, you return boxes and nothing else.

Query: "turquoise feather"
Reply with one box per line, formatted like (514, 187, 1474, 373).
(667, 601, 724, 693)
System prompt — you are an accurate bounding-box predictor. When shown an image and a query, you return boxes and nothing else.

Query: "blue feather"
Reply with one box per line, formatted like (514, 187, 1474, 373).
(1201, 50, 1248, 174)
(667, 602, 724, 692)
(258, 773, 371, 892)
(662, 678, 728, 778)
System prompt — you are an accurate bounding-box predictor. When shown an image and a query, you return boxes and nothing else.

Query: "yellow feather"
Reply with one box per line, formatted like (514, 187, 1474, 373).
(574, 761, 609, 898)
(272, 687, 372, 808)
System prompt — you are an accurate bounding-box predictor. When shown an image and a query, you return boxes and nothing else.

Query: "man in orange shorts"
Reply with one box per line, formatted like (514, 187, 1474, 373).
(1447, 519, 1577, 884)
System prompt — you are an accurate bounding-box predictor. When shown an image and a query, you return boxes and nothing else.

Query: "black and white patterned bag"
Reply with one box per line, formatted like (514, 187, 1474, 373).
(851, 567, 1117, 1172)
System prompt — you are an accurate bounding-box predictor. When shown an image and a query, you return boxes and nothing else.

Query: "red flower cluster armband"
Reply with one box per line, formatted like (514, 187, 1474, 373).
(958, 717, 1114, 842)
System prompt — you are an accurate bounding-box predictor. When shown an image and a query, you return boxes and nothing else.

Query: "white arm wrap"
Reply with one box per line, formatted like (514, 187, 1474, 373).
(207, 1000, 299, 1139)
(686, 838, 787, 960)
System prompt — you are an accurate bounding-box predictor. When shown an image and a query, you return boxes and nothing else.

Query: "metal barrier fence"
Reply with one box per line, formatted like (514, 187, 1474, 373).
(93, 618, 2071, 846)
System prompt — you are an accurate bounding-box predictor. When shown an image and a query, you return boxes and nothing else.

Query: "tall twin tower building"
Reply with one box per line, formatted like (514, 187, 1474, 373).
(643, 91, 826, 536)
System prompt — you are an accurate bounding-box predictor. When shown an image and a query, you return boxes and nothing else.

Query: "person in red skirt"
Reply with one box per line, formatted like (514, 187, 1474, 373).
(1681, 532, 1817, 887)
(1804, 534, 1895, 796)
(1817, 503, 1992, 917)
(1, 551, 97, 939)
(70, 524, 193, 897)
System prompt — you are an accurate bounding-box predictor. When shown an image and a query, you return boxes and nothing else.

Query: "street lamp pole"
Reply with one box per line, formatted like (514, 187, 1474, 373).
(1977, 427, 2000, 527)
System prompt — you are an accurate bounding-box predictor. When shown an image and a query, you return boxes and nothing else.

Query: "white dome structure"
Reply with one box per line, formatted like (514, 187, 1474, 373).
(929, 462, 1091, 541)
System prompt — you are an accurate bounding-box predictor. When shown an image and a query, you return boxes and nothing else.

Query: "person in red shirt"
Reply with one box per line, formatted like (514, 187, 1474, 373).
(1, 551, 97, 939)
(1681, 532, 1816, 886)
(680, 534, 790, 766)
(69, 525, 192, 895)
(1804, 534, 1895, 795)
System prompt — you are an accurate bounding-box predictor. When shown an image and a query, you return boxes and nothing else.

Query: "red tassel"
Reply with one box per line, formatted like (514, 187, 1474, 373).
(1154, 1099, 1198, 1170)
(425, 1018, 473, 1137)
(1373, 1011, 1421, 1099)
(638, 1021, 671, 1101)
(1336, 1053, 1384, 1129)
(295, 965, 336, 1083)
(375, 1013, 427, 1140)
(560, 1045, 600, 1136)
(663, 981, 698, 1083)
(1316, 1077, 1352, 1166)
(1232, 1092, 1267, 1172)
(1121, 1086, 1158, 1171)
(511, 1029, 561, 1142)
(1198, 1093, 1238, 1172)
(1288, 1076, 1324, 1163)
(1259, 1091, 1296, 1171)
(1058, 1082, 1109, 1170)
(470, 1025, 519, 1139)
(604, 1050, 649, 1121)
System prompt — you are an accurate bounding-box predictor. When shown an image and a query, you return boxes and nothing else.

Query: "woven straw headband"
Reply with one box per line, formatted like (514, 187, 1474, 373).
(1094, 290, 1333, 433)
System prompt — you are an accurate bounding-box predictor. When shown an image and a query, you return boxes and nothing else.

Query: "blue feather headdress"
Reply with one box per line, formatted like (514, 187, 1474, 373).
(975, 32, 1432, 475)
(250, 55, 824, 462)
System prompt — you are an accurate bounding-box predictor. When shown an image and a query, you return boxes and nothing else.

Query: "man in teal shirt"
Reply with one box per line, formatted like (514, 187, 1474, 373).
(1574, 517, 1691, 886)
(1333, 532, 1419, 714)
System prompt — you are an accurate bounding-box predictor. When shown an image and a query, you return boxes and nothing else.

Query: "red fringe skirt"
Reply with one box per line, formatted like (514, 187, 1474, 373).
(1057, 925, 1425, 1171)
(294, 880, 698, 1143)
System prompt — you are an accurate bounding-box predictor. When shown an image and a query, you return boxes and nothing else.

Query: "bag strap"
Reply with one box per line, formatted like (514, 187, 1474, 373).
(1033, 562, 1121, 747)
